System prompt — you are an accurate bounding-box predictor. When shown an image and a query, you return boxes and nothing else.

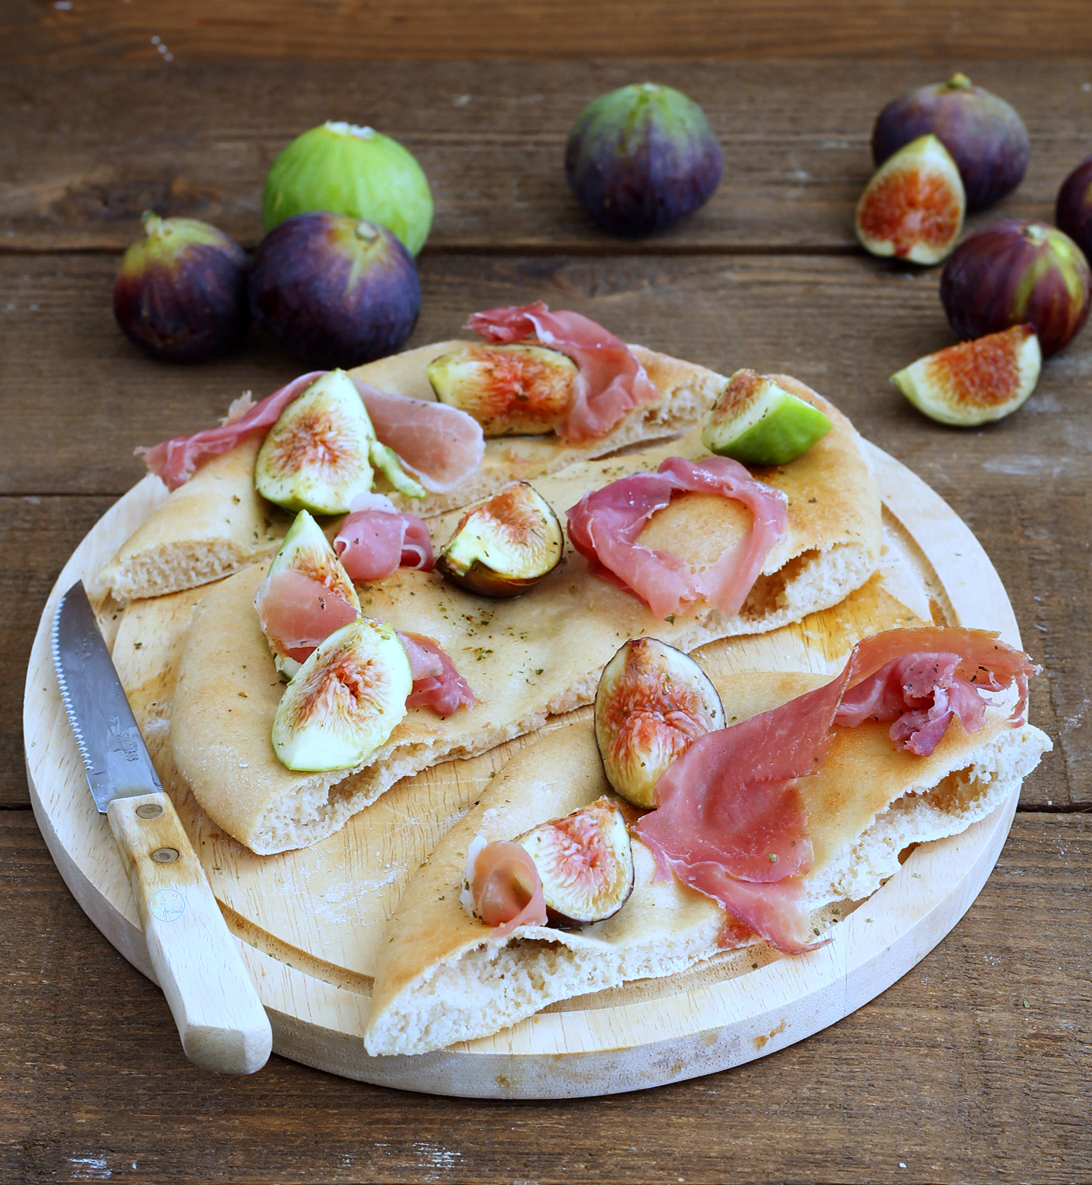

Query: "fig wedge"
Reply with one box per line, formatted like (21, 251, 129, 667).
(427, 344, 578, 436)
(856, 134, 965, 265)
(517, 797, 634, 927)
(259, 510, 362, 678)
(595, 638, 725, 808)
(255, 369, 376, 514)
(891, 324, 1041, 427)
(435, 481, 563, 597)
(701, 369, 833, 465)
(272, 617, 412, 773)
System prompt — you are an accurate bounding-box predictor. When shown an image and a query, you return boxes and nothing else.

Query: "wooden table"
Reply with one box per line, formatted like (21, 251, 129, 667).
(4, 4, 1091, 1181)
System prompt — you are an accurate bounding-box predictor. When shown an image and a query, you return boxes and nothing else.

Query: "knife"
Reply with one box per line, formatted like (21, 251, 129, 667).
(51, 580, 272, 1075)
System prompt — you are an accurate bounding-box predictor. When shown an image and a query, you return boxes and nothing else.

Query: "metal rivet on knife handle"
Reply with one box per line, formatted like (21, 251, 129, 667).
(152, 848, 180, 863)
(136, 803, 164, 820)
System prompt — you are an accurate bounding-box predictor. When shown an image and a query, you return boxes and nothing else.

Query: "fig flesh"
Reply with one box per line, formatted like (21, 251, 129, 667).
(272, 617, 412, 773)
(891, 325, 1041, 427)
(263, 121, 433, 256)
(594, 638, 725, 809)
(254, 369, 376, 514)
(517, 797, 634, 927)
(871, 73, 1029, 212)
(249, 213, 421, 368)
(856, 135, 965, 265)
(565, 82, 723, 237)
(1055, 155, 1092, 263)
(940, 220, 1092, 357)
(261, 509, 362, 677)
(701, 369, 833, 465)
(435, 481, 563, 597)
(427, 344, 578, 436)
(113, 211, 249, 362)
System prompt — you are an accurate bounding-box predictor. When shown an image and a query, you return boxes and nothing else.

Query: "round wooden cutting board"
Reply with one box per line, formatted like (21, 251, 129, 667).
(24, 443, 1026, 1098)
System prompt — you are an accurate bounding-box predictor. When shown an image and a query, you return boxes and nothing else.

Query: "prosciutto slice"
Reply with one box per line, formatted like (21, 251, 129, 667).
(462, 838, 548, 937)
(466, 302, 660, 442)
(334, 492, 434, 583)
(253, 568, 360, 665)
(138, 371, 484, 494)
(566, 456, 788, 620)
(398, 632, 476, 716)
(635, 627, 1038, 954)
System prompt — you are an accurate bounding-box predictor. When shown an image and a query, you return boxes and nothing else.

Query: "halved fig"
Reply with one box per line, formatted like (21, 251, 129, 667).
(517, 797, 634, 927)
(595, 638, 725, 808)
(701, 369, 833, 465)
(255, 369, 376, 514)
(272, 617, 412, 772)
(427, 344, 578, 436)
(435, 481, 564, 597)
(891, 324, 1041, 426)
(258, 509, 362, 677)
(856, 134, 965, 265)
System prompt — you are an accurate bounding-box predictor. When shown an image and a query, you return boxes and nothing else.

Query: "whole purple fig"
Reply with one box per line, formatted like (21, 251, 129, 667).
(565, 82, 722, 236)
(113, 211, 250, 362)
(871, 74, 1029, 212)
(248, 213, 420, 367)
(940, 220, 1091, 357)
(1055, 156, 1092, 263)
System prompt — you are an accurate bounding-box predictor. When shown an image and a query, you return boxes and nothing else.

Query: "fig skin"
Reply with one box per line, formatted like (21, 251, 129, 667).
(263, 121, 433, 256)
(871, 73, 1030, 212)
(1055, 156, 1092, 263)
(517, 798, 634, 927)
(565, 82, 723, 237)
(594, 638, 725, 809)
(891, 324, 1041, 427)
(249, 213, 421, 368)
(940, 220, 1092, 357)
(113, 211, 250, 363)
(856, 135, 965, 265)
(702, 369, 833, 465)
(435, 481, 564, 598)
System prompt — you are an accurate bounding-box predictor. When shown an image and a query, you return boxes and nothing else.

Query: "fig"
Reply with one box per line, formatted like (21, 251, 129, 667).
(871, 73, 1030, 212)
(701, 369, 833, 465)
(891, 325, 1041, 427)
(249, 213, 421, 368)
(261, 510, 362, 677)
(940, 220, 1092, 357)
(113, 211, 249, 362)
(272, 617, 412, 772)
(565, 82, 723, 237)
(427, 345, 578, 436)
(517, 798, 634, 927)
(262, 122, 433, 256)
(435, 481, 563, 597)
(594, 638, 725, 809)
(255, 369, 376, 514)
(856, 135, 965, 265)
(1055, 155, 1092, 262)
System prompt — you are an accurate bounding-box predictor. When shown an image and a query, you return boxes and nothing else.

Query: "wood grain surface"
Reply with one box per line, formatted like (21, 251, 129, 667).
(4, 23, 1091, 1183)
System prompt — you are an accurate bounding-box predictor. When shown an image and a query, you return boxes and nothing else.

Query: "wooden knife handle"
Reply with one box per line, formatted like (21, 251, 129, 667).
(107, 792, 273, 1075)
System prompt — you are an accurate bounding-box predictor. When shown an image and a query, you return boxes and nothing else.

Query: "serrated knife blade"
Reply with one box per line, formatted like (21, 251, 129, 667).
(51, 581, 272, 1075)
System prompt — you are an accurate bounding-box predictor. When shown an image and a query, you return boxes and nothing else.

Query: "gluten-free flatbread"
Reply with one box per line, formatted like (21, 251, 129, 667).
(97, 340, 730, 603)
(362, 671, 1051, 1057)
(170, 384, 882, 854)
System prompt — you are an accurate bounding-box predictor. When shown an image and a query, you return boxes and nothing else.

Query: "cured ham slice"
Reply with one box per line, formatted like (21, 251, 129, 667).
(635, 628, 1038, 954)
(399, 632, 477, 716)
(254, 567, 360, 665)
(138, 371, 484, 494)
(466, 302, 660, 442)
(334, 493, 434, 583)
(461, 838, 547, 937)
(566, 456, 789, 620)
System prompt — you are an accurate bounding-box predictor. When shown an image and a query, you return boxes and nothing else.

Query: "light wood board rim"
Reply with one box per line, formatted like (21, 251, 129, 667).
(23, 441, 1024, 1097)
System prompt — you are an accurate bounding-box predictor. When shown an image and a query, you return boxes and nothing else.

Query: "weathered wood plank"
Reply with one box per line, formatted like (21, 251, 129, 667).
(2, 808, 1089, 1183)
(2, 60, 1089, 252)
(9, 0, 1092, 66)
